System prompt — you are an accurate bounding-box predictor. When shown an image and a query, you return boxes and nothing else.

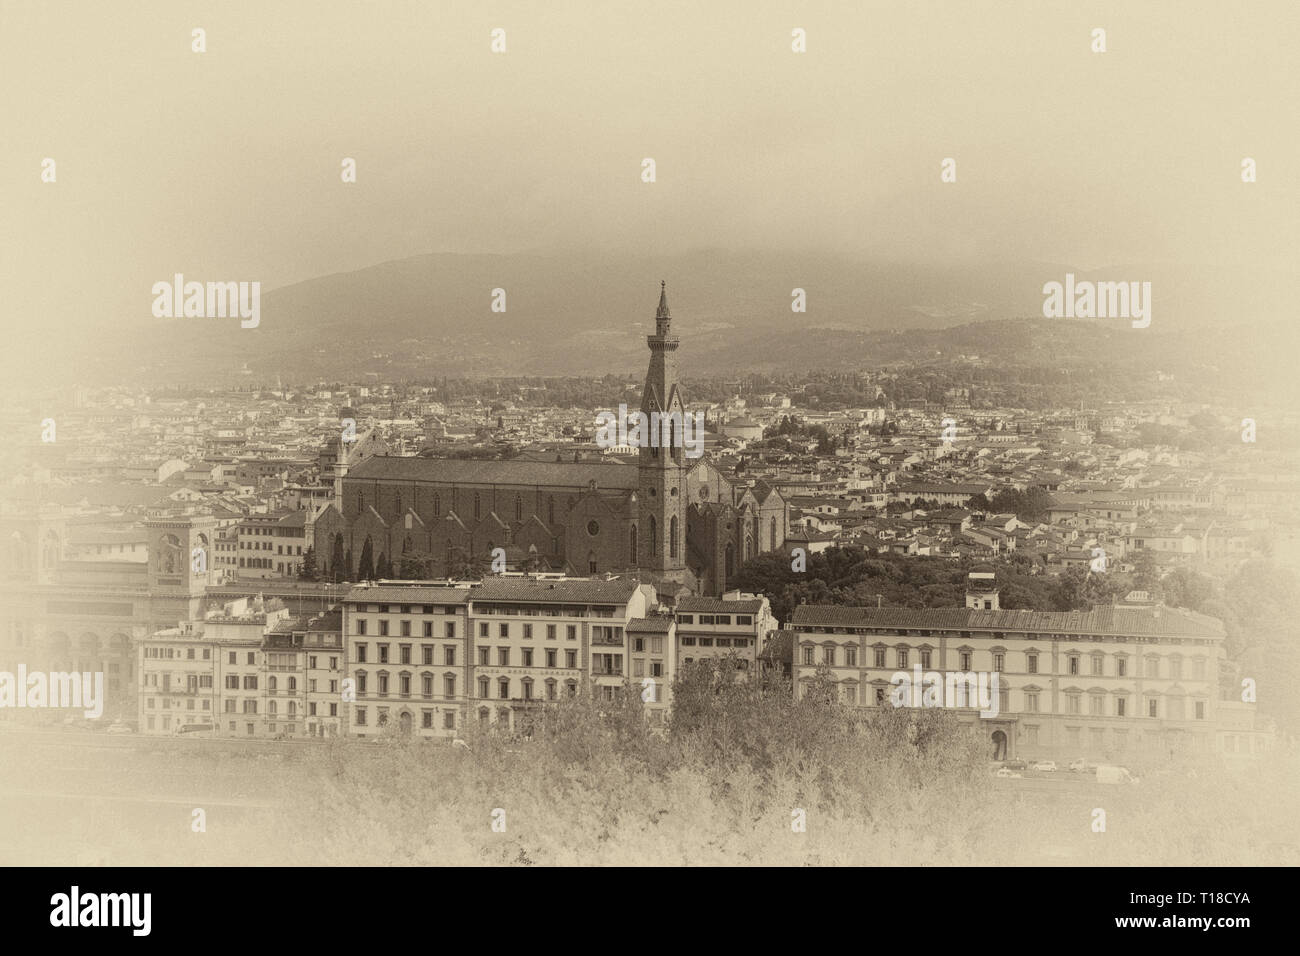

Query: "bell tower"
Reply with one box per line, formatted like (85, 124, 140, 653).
(637, 282, 688, 581)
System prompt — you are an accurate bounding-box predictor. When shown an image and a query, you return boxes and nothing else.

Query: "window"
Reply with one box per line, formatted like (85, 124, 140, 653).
(959, 651, 971, 671)
(499, 623, 509, 639)
(1147, 698, 1158, 718)
(1027, 654, 1038, 674)
(478, 648, 489, 666)
(498, 679, 510, 700)
(400, 644, 411, 664)
(498, 648, 510, 666)
(523, 624, 533, 640)
(1195, 701, 1205, 720)
(1025, 691, 1039, 713)
(355, 707, 367, 726)
(379, 644, 390, 663)
(356, 644, 367, 663)
(1116, 657, 1127, 677)
(565, 650, 577, 668)
(478, 677, 489, 698)
(444, 646, 455, 666)
(567, 625, 577, 641)
(444, 712, 456, 730)
(479, 623, 489, 638)
(803, 647, 814, 665)
(873, 647, 886, 668)
(1116, 697, 1127, 717)
(1068, 655, 1079, 676)
(920, 649, 932, 669)
(824, 646, 836, 666)
(897, 648, 909, 668)
(444, 675, 455, 698)
(845, 646, 857, 667)
(993, 652, 1004, 672)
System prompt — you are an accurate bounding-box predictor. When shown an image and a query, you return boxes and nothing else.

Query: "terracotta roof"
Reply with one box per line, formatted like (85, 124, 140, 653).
(470, 577, 641, 604)
(627, 616, 674, 634)
(677, 597, 764, 613)
(347, 455, 637, 490)
(790, 604, 1224, 639)
(343, 585, 471, 604)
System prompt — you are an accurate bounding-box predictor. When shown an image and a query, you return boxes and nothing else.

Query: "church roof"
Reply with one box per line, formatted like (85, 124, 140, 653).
(347, 455, 638, 490)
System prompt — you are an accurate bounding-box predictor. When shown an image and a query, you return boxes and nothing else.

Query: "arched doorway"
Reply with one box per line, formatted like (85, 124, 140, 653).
(992, 730, 1008, 761)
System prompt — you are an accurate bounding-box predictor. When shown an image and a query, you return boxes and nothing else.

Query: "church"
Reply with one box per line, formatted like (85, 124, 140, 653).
(312, 284, 789, 597)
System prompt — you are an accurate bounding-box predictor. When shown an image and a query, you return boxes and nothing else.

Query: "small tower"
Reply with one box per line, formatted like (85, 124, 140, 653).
(965, 569, 999, 610)
(637, 281, 687, 582)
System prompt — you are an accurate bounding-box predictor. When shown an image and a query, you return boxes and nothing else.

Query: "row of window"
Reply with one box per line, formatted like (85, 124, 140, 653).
(681, 637, 749, 648)
(354, 706, 458, 729)
(677, 614, 754, 626)
(473, 647, 579, 668)
(354, 643, 458, 665)
(801, 645, 1208, 679)
(353, 672, 457, 698)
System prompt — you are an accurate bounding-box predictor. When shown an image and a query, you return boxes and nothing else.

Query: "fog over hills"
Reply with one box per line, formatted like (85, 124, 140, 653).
(27, 251, 1298, 394)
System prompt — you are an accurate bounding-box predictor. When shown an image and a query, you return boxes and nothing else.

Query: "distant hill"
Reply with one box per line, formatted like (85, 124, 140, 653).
(40, 250, 1299, 391)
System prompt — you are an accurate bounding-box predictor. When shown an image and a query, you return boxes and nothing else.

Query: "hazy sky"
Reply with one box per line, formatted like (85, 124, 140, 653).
(2, 0, 1297, 338)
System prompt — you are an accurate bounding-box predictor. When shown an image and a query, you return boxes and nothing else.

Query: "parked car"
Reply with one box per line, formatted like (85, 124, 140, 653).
(173, 723, 215, 736)
(1068, 758, 1088, 772)
(106, 721, 134, 735)
(1096, 764, 1140, 785)
(1030, 760, 1058, 772)
(1005, 759, 1028, 771)
(995, 767, 1023, 779)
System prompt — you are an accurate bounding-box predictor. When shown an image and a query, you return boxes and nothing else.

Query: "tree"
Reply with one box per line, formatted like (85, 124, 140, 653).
(330, 535, 347, 583)
(375, 552, 393, 579)
(298, 546, 319, 582)
(358, 538, 375, 581)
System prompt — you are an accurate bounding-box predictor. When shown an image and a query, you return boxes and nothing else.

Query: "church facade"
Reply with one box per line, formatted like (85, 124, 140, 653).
(312, 285, 788, 597)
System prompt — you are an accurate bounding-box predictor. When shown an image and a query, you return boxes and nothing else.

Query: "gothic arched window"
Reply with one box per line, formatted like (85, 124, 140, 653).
(629, 525, 638, 565)
(474, 492, 481, 520)
(649, 516, 657, 555)
(670, 516, 679, 559)
(515, 494, 523, 521)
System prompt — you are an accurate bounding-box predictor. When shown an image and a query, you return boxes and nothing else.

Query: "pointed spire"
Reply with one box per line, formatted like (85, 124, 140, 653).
(656, 280, 671, 321)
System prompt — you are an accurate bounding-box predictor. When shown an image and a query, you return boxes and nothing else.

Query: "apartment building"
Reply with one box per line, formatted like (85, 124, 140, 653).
(790, 574, 1226, 763)
(341, 576, 661, 738)
(303, 608, 344, 737)
(343, 584, 471, 738)
(674, 593, 777, 670)
(137, 595, 293, 736)
(237, 509, 314, 580)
